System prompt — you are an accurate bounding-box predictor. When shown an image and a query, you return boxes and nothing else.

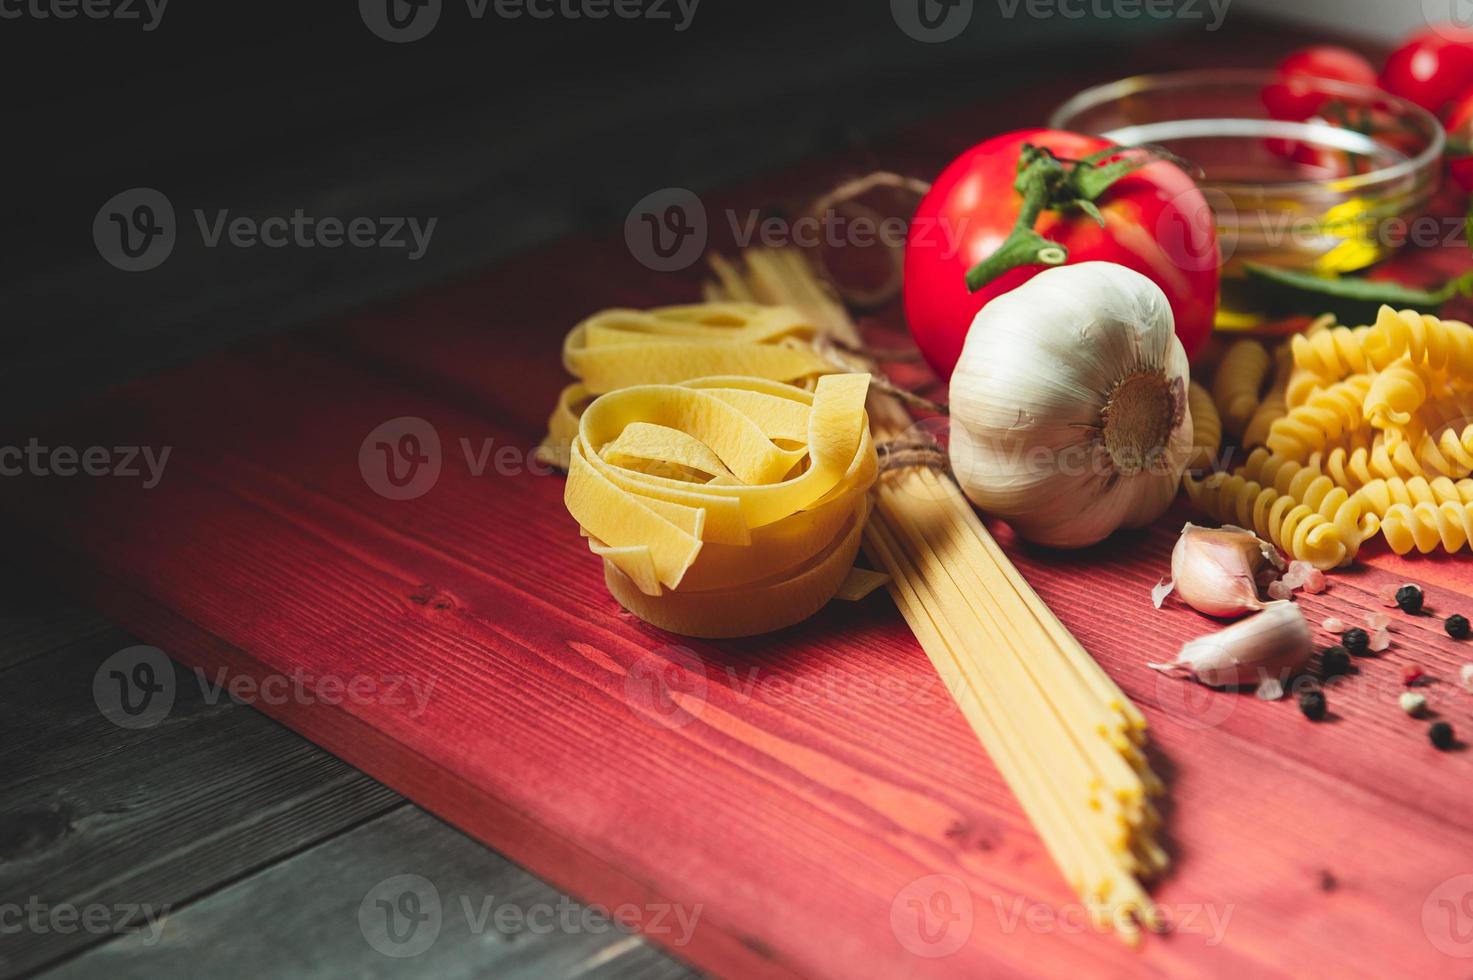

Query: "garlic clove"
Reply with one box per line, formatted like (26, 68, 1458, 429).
(1149, 601, 1312, 689)
(1169, 522, 1283, 619)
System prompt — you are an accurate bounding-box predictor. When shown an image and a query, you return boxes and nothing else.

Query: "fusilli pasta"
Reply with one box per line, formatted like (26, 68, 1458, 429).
(1186, 381, 1221, 472)
(1212, 339, 1271, 438)
(1183, 471, 1352, 569)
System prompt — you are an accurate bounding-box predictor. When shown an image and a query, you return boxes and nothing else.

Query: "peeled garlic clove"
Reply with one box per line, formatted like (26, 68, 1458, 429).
(1149, 601, 1312, 689)
(1170, 522, 1282, 619)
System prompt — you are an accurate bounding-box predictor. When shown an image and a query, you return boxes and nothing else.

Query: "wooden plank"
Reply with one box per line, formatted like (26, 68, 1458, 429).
(0, 631, 403, 976)
(6, 25, 1471, 980)
(40, 806, 696, 980)
(7, 301, 1473, 978)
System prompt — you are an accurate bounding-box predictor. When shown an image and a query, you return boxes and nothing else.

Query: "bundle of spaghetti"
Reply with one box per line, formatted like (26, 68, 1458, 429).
(563, 373, 884, 637)
(540, 304, 835, 468)
(705, 247, 1166, 941)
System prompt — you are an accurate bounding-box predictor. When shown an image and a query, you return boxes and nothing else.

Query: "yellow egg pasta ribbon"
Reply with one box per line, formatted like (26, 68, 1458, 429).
(564, 373, 880, 637)
(540, 304, 836, 468)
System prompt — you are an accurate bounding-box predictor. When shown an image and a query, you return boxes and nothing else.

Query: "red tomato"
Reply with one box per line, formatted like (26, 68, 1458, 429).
(1264, 45, 1378, 122)
(1381, 26, 1473, 114)
(1445, 90, 1473, 193)
(1279, 45, 1378, 87)
(903, 130, 1220, 380)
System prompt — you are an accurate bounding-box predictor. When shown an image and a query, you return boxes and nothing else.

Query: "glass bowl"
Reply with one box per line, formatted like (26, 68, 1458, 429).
(1050, 69, 1445, 329)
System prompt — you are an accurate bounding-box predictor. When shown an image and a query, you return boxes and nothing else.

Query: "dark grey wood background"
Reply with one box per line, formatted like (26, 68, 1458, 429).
(1, 3, 1242, 976)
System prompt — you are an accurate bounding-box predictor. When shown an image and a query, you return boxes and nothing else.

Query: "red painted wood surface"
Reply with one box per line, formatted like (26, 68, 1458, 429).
(12, 30, 1473, 980)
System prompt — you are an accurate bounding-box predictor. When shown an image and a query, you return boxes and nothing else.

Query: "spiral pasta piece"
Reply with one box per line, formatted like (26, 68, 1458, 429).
(1314, 427, 1422, 489)
(1406, 399, 1473, 478)
(1186, 381, 1221, 472)
(1363, 360, 1427, 429)
(1183, 471, 1351, 569)
(565, 373, 879, 637)
(1237, 448, 1377, 549)
(1380, 501, 1473, 554)
(1290, 318, 1369, 382)
(1362, 305, 1473, 375)
(1266, 374, 1371, 458)
(1357, 475, 1473, 518)
(1242, 342, 1294, 447)
(1212, 339, 1271, 437)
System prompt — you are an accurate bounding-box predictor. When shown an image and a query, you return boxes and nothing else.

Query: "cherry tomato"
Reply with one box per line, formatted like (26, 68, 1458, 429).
(1279, 45, 1378, 87)
(1381, 26, 1473, 114)
(903, 130, 1220, 380)
(1263, 45, 1379, 121)
(1445, 90, 1473, 193)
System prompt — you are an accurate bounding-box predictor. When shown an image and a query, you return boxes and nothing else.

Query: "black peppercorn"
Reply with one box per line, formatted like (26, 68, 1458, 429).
(1341, 627, 1370, 656)
(1396, 584, 1424, 614)
(1319, 646, 1352, 678)
(1298, 689, 1327, 721)
(1447, 614, 1470, 640)
(1430, 721, 1455, 750)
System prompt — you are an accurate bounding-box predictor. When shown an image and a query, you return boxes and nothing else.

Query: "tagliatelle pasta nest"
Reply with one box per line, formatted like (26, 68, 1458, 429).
(563, 373, 883, 637)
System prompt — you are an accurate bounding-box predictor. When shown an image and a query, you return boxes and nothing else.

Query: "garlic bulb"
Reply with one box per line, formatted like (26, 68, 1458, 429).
(948, 262, 1192, 548)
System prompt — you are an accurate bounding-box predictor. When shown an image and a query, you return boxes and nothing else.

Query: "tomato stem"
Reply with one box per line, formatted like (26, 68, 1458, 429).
(962, 143, 1163, 294)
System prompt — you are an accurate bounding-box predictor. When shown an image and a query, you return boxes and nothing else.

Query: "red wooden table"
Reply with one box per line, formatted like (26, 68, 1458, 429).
(11, 28, 1473, 980)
